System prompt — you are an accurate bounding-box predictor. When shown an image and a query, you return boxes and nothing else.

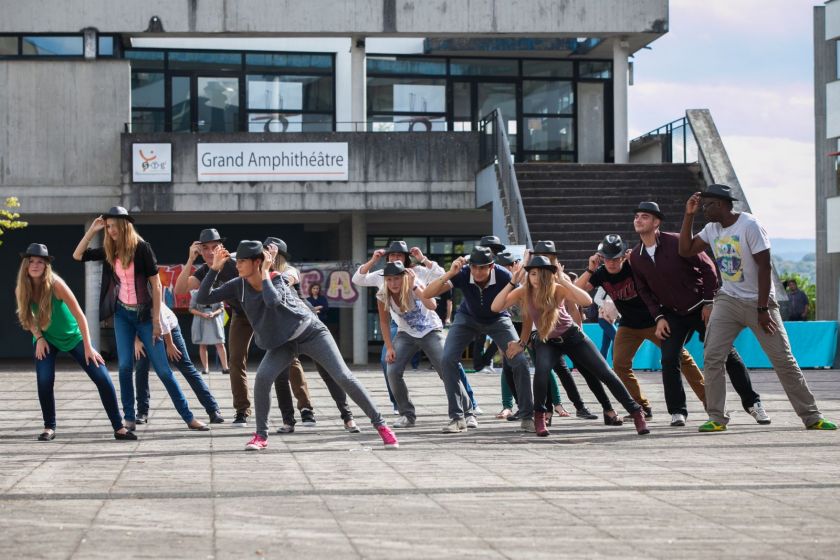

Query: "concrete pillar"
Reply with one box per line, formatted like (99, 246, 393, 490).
(612, 39, 630, 164)
(351, 212, 368, 364)
(350, 37, 366, 131)
(82, 220, 102, 348)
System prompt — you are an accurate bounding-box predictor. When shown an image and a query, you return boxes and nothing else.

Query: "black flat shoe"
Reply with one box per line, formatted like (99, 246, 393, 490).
(37, 430, 55, 441)
(603, 412, 624, 426)
(114, 430, 138, 441)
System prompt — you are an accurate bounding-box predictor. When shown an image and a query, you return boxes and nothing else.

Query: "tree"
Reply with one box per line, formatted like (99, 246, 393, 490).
(781, 273, 815, 321)
(0, 197, 28, 246)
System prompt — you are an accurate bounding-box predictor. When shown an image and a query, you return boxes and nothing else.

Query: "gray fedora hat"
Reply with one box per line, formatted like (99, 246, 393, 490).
(533, 240, 558, 255)
(524, 255, 557, 273)
(467, 246, 494, 266)
(235, 240, 264, 259)
(103, 206, 135, 223)
(597, 234, 625, 259)
(383, 261, 407, 276)
(495, 251, 516, 267)
(197, 228, 226, 244)
(264, 237, 291, 259)
(20, 243, 54, 261)
(634, 201, 664, 220)
(478, 235, 506, 255)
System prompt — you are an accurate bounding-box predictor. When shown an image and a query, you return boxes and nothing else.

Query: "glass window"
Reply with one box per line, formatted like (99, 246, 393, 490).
(248, 113, 332, 133)
(171, 76, 191, 132)
(523, 80, 573, 114)
(367, 77, 446, 114)
(453, 82, 471, 119)
(450, 58, 517, 76)
(131, 72, 165, 108)
(367, 56, 447, 76)
(125, 50, 165, 69)
(169, 51, 242, 72)
(197, 77, 240, 132)
(523, 117, 574, 152)
(131, 110, 165, 133)
(247, 74, 333, 112)
(98, 36, 114, 57)
(579, 61, 612, 79)
(369, 115, 446, 132)
(477, 82, 516, 122)
(246, 53, 332, 73)
(523, 60, 573, 78)
(21, 36, 83, 56)
(0, 36, 17, 55)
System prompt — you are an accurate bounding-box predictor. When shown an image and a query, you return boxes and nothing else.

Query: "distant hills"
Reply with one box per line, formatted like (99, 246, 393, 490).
(770, 238, 815, 262)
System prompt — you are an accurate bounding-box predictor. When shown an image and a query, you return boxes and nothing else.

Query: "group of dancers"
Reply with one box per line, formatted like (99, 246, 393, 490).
(15, 184, 836, 449)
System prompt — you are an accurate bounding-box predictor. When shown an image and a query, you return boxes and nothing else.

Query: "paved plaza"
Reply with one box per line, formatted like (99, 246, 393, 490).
(0, 359, 838, 559)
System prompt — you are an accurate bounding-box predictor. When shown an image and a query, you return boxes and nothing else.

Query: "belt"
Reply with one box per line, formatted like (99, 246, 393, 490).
(118, 301, 141, 312)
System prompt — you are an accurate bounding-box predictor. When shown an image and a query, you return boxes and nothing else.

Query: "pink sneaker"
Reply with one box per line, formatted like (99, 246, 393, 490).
(245, 433, 268, 451)
(377, 425, 399, 449)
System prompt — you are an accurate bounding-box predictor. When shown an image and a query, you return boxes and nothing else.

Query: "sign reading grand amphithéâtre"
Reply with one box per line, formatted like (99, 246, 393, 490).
(197, 142, 348, 182)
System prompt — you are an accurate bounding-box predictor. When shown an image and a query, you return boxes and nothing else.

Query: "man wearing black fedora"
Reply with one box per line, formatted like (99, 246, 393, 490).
(630, 200, 764, 428)
(423, 246, 534, 432)
(175, 228, 252, 425)
(679, 186, 836, 432)
(576, 234, 706, 420)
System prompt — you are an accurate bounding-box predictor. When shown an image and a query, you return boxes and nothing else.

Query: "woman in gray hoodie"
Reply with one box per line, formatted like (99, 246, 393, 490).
(196, 240, 398, 451)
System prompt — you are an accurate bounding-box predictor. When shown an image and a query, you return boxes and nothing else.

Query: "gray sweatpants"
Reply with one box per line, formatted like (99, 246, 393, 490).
(703, 293, 822, 427)
(387, 329, 472, 422)
(254, 322, 385, 438)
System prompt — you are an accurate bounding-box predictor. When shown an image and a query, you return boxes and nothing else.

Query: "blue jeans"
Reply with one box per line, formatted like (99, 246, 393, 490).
(135, 326, 220, 417)
(34, 340, 123, 431)
(442, 313, 533, 420)
(598, 318, 617, 358)
(379, 321, 420, 407)
(114, 303, 194, 423)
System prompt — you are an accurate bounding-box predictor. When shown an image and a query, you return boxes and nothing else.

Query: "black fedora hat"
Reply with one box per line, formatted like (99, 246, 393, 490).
(385, 240, 410, 256)
(20, 243, 54, 262)
(197, 228, 226, 244)
(467, 246, 494, 266)
(495, 251, 516, 267)
(634, 201, 664, 220)
(478, 235, 506, 255)
(263, 237, 291, 259)
(597, 234, 625, 259)
(700, 183, 739, 202)
(524, 255, 557, 273)
(533, 240, 558, 255)
(383, 261, 407, 276)
(235, 240, 264, 260)
(102, 206, 135, 223)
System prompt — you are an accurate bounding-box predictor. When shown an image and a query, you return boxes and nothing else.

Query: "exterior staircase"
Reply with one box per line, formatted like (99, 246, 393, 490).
(515, 163, 706, 274)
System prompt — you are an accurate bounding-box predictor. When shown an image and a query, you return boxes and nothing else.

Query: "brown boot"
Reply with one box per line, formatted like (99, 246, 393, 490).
(631, 410, 650, 435)
(534, 412, 550, 437)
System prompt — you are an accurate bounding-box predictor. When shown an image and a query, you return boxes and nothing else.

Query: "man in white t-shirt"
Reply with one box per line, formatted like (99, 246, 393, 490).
(678, 184, 836, 432)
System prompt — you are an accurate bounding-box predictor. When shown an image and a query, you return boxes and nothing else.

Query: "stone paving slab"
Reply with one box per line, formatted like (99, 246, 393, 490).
(0, 360, 838, 559)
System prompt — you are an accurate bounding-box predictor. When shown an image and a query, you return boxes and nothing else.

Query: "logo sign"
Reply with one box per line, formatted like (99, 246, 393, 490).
(197, 142, 348, 182)
(132, 143, 172, 183)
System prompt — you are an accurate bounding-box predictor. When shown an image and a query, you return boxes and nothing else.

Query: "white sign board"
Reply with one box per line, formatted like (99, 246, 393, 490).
(828, 196, 840, 253)
(197, 142, 348, 182)
(132, 143, 171, 182)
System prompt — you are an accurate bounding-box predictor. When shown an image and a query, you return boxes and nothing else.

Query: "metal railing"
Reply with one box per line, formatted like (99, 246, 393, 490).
(631, 116, 698, 164)
(478, 109, 532, 248)
(123, 120, 475, 134)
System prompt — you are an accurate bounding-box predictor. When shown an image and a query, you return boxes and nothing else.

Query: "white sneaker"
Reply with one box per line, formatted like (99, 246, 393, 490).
(670, 413, 686, 427)
(465, 415, 479, 429)
(478, 365, 496, 375)
(520, 418, 535, 432)
(393, 416, 416, 428)
(442, 418, 466, 433)
(748, 401, 771, 425)
(472, 406, 484, 416)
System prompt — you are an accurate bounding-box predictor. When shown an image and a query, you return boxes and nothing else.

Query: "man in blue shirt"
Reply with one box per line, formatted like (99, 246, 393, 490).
(423, 247, 534, 432)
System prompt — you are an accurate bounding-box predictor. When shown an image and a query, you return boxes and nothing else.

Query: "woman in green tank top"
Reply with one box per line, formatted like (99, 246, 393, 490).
(15, 243, 137, 442)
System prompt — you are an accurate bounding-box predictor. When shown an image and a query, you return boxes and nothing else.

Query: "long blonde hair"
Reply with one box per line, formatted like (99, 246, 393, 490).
(378, 273, 414, 314)
(16, 257, 55, 332)
(523, 268, 560, 342)
(272, 253, 288, 273)
(104, 218, 142, 269)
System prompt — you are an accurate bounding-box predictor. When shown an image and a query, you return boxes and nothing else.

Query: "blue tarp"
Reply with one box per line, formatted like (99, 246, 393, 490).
(582, 321, 838, 370)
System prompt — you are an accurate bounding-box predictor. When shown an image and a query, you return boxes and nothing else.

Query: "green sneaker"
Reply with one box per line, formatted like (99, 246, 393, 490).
(806, 418, 838, 430)
(698, 420, 727, 433)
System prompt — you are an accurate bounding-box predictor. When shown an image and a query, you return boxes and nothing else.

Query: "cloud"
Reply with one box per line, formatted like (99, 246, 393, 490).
(722, 136, 815, 238)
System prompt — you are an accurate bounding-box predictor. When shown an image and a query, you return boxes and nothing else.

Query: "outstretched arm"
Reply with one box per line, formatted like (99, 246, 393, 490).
(679, 193, 711, 257)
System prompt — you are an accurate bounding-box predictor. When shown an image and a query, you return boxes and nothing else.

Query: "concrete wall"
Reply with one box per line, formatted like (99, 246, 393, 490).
(0, 1, 668, 46)
(815, 6, 840, 336)
(120, 132, 480, 214)
(0, 60, 129, 214)
(629, 137, 664, 164)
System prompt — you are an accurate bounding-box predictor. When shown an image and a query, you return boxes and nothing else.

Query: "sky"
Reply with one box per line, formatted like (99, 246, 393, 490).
(628, 0, 822, 239)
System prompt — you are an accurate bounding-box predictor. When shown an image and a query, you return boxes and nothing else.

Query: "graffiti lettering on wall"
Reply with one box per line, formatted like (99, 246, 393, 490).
(156, 262, 360, 310)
